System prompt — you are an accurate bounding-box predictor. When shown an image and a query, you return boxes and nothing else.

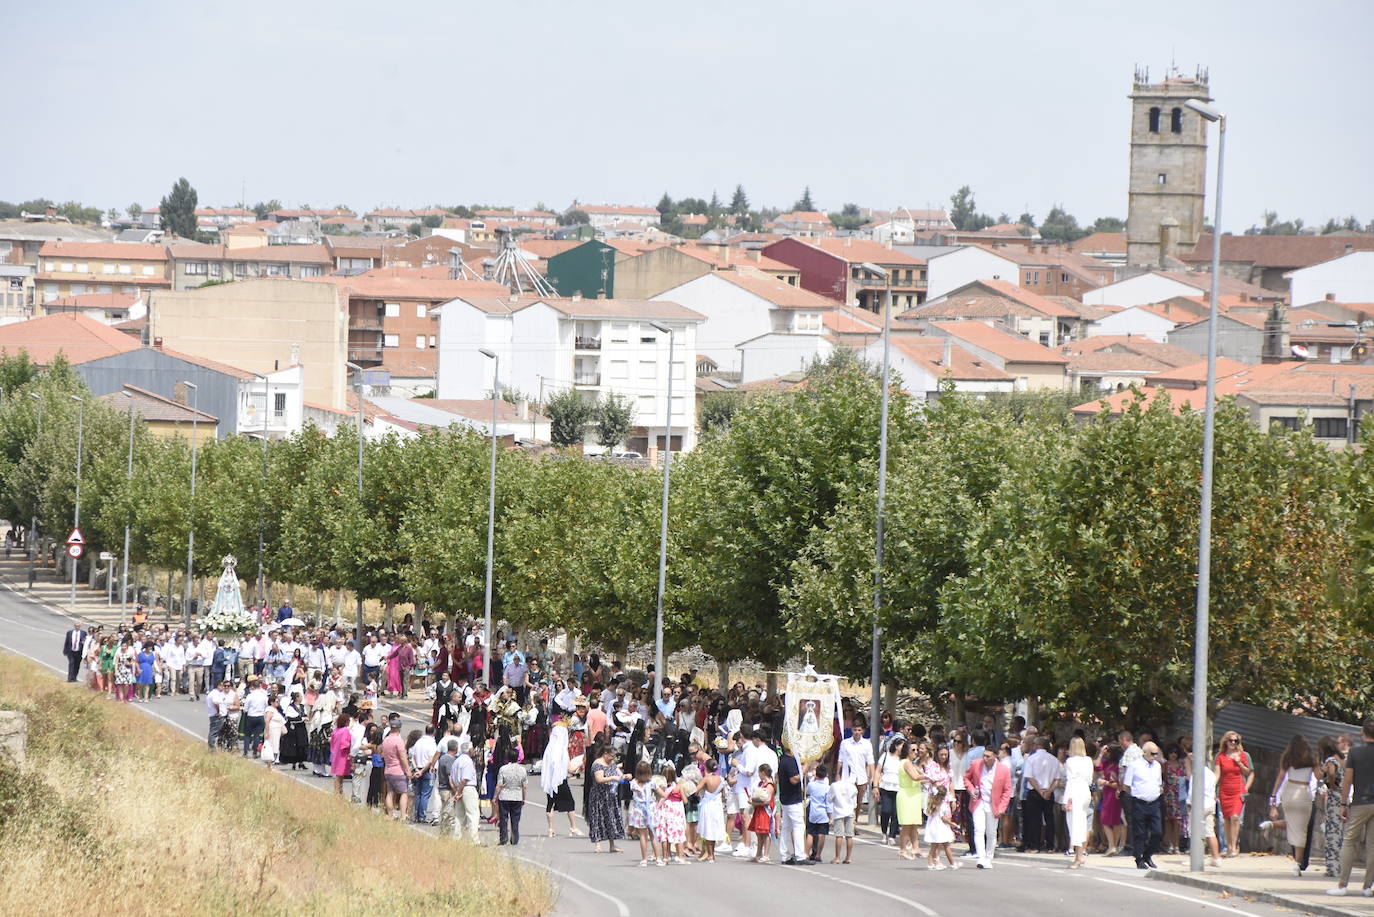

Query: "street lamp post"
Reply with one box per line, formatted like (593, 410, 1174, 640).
(478, 349, 499, 687)
(252, 374, 271, 607)
(182, 381, 200, 628)
(648, 321, 676, 695)
(1184, 96, 1226, 874)
(28, 392, 41, 589)
(861, 263, 893, 818)
(69, 395, 84, 614)
(121, 400, 134, 623)
(346, 362, 366, 647)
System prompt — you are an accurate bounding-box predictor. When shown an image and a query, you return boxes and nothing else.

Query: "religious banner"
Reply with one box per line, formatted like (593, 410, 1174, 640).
(782, 664, 843, 764)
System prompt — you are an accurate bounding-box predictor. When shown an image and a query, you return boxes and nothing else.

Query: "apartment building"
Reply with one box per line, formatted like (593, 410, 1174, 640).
(35, 241, 170, 302)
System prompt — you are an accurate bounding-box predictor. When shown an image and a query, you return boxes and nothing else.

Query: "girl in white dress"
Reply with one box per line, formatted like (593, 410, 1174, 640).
(694, 759, 727, 860)
(923, 785, 958, 870)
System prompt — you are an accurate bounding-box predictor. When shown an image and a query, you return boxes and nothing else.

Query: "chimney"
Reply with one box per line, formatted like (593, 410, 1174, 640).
(517, 398, 529, 420)
(942, 338, 952, 367)
(596, 289, 607, 299)
(153, 336, 163, 350)
(722, 247, 731, 265)
(1326, 292, 1336, 302)
(571, 291, 582, 302)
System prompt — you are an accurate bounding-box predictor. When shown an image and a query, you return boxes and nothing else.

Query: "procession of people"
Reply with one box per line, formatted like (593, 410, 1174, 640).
(56, 613, 1374, 892)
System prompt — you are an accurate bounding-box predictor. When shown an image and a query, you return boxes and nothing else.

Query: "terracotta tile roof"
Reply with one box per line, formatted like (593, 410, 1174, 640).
(804, 237, 925, 266)
(224, 244, 332, 264)
(934, 279, 1079, 319)
(1147, 357, 1256, 388)
(1150, 270, 1282, 300)
(157, 346, 256, 380)
(1067, 351, 1170, 374)
(890, 337, 1014, 381)
(822, 304, 882, 335)
(541, 297, 705, 321)
(775, 211, 833, 225)
(1045, 296, 1117, 321)
(38, 241, 167, 261)
(928, 320, 1069, 365)
(516, 239, 584, 260)
(905, 293, 1043, 321)
(1066, 336, 1201, 368)
(1182, 234, 1374, 269)
(0, 312, 141, 364)
(673, 245, 793, 273)
(604, 239, 661, 256)
(308, 270, 507, 302)
(1069, 232, 1127, 255)
(708, 268, 836, 309)
(324, 235, 391, 256)
(100, 384, 218, 423)
(424, 399, 550, 424)
(581, 204, 660, 216)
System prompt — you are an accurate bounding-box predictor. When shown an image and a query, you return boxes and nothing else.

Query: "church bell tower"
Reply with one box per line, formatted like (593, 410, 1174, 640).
(1126, 66, 1211, 268)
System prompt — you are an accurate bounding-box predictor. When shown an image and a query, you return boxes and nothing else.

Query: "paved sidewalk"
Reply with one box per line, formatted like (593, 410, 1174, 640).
(993, 846, 1374, 917)
(0, 554, 136, 628)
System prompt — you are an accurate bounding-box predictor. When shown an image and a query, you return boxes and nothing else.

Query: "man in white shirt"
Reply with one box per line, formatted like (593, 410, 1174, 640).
(163, 636, 187, 696)
(827, 776, 859, 863)
(1124, 741, 1164, 869)
(1019, 737, 1061, 853)
(362, 635, 386, 686)
(732, 730, 762, 857)
(205, 680, 230, 750)
(452, 740, 481, 844)
(341, 641, 362, 690)
(838, 721, 876, 814)
(306, 640, 328, 683)
(410, 725, 440, 825)
(241, 680, 270, 757)
(188, 633, 214, 701)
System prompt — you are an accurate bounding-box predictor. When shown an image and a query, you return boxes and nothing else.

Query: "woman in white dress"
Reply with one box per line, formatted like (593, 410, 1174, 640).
(694, 759, 727, 861)
(1063, 736, 1095, 868)
(1269, 734, 1319, 877)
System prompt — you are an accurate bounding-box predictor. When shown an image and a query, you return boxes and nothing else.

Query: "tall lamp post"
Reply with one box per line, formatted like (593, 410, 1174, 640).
(1184, 96, 1226, 874)
(69, 395, 84, 614)
(252, 373, 272, 607)
(120, 399, 134, 623)
(648, 320, 676, 695)
(182, 381, 200, 628)
(346, 362, 366, 647)
(28, 392, 41, 589)
(861, 262, 893, 816)
(477, 349, 499, 687)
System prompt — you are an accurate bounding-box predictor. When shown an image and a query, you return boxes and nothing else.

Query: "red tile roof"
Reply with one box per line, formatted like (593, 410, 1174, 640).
(308, 270, 508, 302)
(708, 268, 837, 309)
(0, 312, 141, 364)
(805, 237, 925, 266)
(928, 320, 1069, 365)
(42, 292, 140, 310)
(1069, 232, 1127, 255)
(1182, 234, 1374, 269)
(890, 337, 1014, 381)
(38, 241, 167, 261)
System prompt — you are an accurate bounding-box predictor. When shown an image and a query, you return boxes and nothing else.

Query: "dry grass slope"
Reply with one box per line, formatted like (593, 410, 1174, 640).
(0, 652, 552, 917)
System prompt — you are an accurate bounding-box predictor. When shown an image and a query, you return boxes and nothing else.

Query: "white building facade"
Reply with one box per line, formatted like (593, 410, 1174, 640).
(924, 246, 1021, 300)
(1286, 250, 1374, 307)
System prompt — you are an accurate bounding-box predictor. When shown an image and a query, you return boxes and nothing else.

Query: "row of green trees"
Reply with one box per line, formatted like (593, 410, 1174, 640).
(4, 351, 1372, 723)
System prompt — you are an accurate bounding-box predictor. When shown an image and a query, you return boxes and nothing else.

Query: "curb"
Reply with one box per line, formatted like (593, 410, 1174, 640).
(990, 849, 1364, 917)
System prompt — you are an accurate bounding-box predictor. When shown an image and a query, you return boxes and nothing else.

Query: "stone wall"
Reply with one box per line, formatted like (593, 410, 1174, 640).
(0, 710, 27, 767)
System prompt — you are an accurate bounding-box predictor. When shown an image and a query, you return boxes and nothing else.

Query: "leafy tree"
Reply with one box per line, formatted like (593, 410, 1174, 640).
(948, 186, 993, 231)
(250, 200, 282, 220)
(1090, 216, 1126, 234)
(1038, 205, 1086, 243)
(829, 203, 866, 232)
(729, 185, 750, 216)
(422, 214, 443, 229)
(159, 178, 199, 239)
(698, 391, 742, 438)
(1017, 211, 1037, 227)
(406, 222, 424, 237)
(546, 389, 593, 448)
(561, 208, 589, 226)
(794, 186, 815, 212)
(105, 208, 118, 223)
(707, 190, 722, 217)
(1246, 211, 1305, 236)
(594, 393, 634, 450)
(656, 193, 674, 219)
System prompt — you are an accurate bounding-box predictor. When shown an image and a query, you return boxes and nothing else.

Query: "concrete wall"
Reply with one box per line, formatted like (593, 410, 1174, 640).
(926, 247, 1020, 300)
(1289, 251, 1374, 306)
(1083, 273, 1199, 307)
(1169, 315, 1263, 364)
(148, 279, 346, 411)
(1087, 307, 1178, 342)
(612, 248, 710, 300)
(651, 273, 776, 373)
(739, 332, 832, 383)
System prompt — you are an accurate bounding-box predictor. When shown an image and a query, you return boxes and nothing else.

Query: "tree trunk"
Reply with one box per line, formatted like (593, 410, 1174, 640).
(715, 659, 730, 692)
(953, 691, 967, 727)
(383, 600, 395, 630)
(166, 570, 174, 621)
(883, 680, 898, 719)
(1026, 695, 1041, 732)
(333, 590, 343, 627)
(87, 555, 98, 588)
(765, 671, 779, 701)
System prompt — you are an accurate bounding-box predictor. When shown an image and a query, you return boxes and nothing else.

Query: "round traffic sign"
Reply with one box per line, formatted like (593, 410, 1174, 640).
(67, 544, 84, 559)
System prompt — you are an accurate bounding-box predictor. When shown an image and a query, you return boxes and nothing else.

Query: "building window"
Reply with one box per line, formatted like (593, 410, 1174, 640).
(119, 265, 132, 274)
(610, 323, 629, 342)
(208, 263, 221, 277)
(428, 335, 435, 348)
(142, 265, 156, 276)
(1148, 106, 1161, 133)
(1061, 272, 1069, 283)
(672, 361, 685, 381)
(637, 395, 655, 418)
(383, 334, 399, 348)
(299, 265, 322, 277)
(264, 264, 287, 276)
(1313, 417, 1348, 439)
(1171, 106, 1183, 133)
(44, 262, 54, 271)
(76, 263, 88, 273)
(273, 392, 287, 420)
(640, 334, 657, 344)
(185, 262, 208, 275)
(233, 263, 248, 276)
(609, 360, 628, 379)
(639, 360, 657, 379)
(71, 284, 85, 295)
(384, 302, 400, 318)
(61, 262, 73, 272)
(103, 263, 115, 274)
(795, 312, 821, 332)
(416, 304, 426, 318)
(1269, 416, 1301, 432)
(1039, 332, 1050, 346)
(671, 395, 684, 416)
(1157, 173, 1167, 186)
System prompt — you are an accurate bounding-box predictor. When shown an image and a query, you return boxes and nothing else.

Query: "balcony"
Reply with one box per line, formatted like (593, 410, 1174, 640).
(347, 346, 384, 363)
(573, 372, 601, 386)
(575, 336, 602, 350)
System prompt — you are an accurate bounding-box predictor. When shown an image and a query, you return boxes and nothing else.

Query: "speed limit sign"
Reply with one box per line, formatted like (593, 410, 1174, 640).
(67, 543, 84, 559)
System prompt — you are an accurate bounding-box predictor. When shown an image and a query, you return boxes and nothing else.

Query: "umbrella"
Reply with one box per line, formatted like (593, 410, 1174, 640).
(280, 617, 306, 628)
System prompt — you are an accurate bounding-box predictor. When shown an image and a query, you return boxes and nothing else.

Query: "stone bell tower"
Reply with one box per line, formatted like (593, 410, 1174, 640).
(1126, 65, 1211, 268)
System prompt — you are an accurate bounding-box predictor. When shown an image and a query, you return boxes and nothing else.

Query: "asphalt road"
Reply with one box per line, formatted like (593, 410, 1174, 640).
(0, 579, 1303, 917)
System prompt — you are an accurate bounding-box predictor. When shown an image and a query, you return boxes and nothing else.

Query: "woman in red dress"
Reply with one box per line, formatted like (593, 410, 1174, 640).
(1215, 731, 1254, 856)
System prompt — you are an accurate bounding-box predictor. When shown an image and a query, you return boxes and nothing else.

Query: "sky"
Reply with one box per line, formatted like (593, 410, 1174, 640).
(7, 0, 1372, 233)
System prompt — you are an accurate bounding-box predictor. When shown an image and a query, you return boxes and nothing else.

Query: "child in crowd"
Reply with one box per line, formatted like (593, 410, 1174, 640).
(805, 763, 832, 863)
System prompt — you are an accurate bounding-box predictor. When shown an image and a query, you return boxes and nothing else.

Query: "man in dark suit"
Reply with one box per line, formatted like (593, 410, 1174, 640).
(62, 623, 87, 682)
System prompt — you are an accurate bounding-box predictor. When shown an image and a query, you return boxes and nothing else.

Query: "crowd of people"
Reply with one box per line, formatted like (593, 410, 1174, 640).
(56, 613, 1374, 891)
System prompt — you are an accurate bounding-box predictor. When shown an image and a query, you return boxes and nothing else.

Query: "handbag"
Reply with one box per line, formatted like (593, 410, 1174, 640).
(750, 787, 770, 806)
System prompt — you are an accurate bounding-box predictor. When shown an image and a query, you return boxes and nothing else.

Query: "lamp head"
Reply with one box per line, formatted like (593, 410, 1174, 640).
(648, 321, 671, 334)
(859, 262, 888, 279)
(1183, 98, 1223, 122)
(478, 348, 496, 360)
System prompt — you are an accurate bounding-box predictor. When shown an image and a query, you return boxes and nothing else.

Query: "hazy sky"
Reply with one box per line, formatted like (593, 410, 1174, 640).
(8, 0, 1371, 232)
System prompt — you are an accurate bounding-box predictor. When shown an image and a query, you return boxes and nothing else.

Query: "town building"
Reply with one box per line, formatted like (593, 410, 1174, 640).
(866, 336, 1014, 398)
(1125, 66, 1211, 267)
(1285, 249, 1374, 306)
(1181, 234, 1374, 293)
(761, 237, 926, 313)
(922, 320, 1069, 390)
(99, 384, 220, 438)
(579, 205, 660, 231)
(432, 294, 703, 454)
(166, 243, 331, 290)
(35, 241, 169, 303)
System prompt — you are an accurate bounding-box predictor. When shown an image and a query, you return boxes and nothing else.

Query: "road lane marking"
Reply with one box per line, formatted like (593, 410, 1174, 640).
(793, 865, 940, 915)
(1093, 876, 1268, 917)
